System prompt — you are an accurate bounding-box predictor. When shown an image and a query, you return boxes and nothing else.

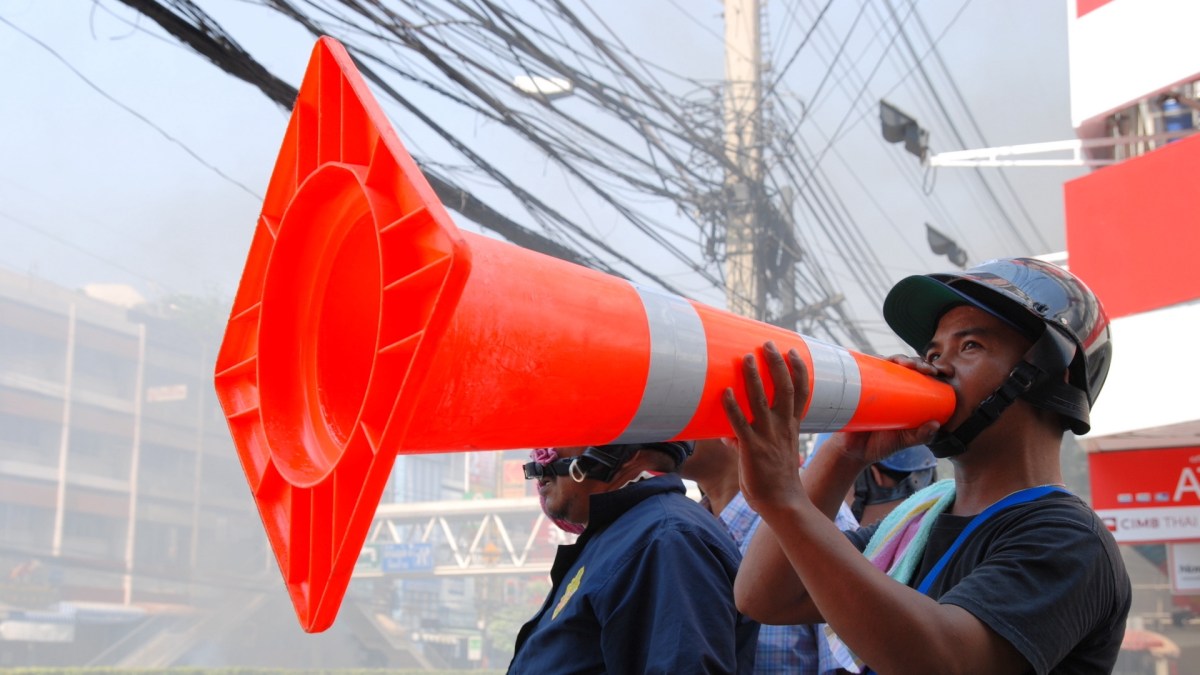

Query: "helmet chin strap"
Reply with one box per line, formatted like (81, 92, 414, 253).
(928, 328, 1077, 459)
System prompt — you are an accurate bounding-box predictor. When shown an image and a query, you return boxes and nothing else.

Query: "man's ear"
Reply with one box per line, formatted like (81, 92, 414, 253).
(605, 451, 650, 487)
(641, 449, 674, 473)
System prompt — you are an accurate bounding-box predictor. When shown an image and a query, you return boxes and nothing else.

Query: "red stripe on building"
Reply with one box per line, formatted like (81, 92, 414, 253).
(1064, 132, 1200, 319)
(1090, 446, 1200, 510)
(1076, 0, 1115, 18)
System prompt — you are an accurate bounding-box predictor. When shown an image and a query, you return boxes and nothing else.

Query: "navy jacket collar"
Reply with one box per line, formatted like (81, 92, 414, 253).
(584, 473, 685, 533)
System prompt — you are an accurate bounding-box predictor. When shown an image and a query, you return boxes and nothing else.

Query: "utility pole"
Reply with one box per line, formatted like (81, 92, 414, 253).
(723, 0, 765, 319)
(720, 2, 875, 354)
(777, 187, 797, 325)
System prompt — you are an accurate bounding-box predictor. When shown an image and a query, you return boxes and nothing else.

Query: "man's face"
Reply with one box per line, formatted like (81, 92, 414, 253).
(923, 305, 1033, 432)
(536, 446, 606, 526)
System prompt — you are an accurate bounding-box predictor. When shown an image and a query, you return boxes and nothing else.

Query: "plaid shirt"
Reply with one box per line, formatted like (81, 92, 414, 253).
(715, 492, 859, 675)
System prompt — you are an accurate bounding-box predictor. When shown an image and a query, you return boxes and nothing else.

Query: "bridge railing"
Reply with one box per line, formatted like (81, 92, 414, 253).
(354, 497, 576, 578)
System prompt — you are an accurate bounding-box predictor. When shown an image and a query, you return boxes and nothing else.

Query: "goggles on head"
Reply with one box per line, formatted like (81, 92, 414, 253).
(522, 457, 575, 480)
(522, 445, 642, 483)
(523, 446, 595, 483)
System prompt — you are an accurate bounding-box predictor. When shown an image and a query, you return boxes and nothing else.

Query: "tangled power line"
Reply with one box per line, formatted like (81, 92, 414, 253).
(109, 0, 1044, 353)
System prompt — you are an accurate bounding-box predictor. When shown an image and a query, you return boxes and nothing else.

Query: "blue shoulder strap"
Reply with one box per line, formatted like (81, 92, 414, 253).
(915, 485, 1070, 595)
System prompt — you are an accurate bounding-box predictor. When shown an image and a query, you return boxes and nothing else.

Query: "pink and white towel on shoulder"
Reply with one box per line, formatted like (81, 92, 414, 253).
(824, 479, 957, 673)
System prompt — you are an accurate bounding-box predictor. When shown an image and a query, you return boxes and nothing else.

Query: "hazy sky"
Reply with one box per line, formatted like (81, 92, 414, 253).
(0, 0, 1085, 356)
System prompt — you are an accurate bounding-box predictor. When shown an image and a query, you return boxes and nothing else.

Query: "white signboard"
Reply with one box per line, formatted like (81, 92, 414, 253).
(1169, 542, 1200, 595)
(1095, 506, 1200, 544)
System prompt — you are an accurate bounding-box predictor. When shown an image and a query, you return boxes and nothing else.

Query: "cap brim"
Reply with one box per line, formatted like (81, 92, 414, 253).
(883, 275, 999, 354)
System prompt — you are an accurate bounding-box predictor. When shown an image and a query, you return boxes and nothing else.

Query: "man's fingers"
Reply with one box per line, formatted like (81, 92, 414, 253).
(722, 387, 752, 437)
(764, 342, 794, 416)
(788, 349, 809, 420)
(892, 421, 941, 450)
(741, 352, 771, 421)
(910, 420, 941, 445)
(889, 352, 938, 377)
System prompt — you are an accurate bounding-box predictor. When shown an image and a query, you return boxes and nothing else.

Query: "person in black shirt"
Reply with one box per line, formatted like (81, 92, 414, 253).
(727, 258, 1131, 674)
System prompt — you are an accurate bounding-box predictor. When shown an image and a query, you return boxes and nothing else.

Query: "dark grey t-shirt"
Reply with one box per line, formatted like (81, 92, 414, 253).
(848, 492, 1130, 675)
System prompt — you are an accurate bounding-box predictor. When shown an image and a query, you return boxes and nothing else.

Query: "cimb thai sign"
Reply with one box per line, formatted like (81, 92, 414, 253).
(1089, 446, 1200, 544)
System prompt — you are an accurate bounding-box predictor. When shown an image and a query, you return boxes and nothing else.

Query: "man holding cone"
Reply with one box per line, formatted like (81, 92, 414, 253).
(726, 258, 1130, 674)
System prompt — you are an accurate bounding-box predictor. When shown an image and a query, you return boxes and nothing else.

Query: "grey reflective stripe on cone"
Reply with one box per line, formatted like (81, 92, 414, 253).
(610, 283, 866, 442)
(798, 338, 862, 432)
(612, 283, 709, 444)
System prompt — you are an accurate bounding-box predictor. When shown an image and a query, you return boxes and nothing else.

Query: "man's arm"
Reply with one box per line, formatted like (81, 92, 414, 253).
(730, 342, 926, 624)
(731, 344, 863, 625)
(735, 439, 866, 624)
(725, 342, 1026, 675)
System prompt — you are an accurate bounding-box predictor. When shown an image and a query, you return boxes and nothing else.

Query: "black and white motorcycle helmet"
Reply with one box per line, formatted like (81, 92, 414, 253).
(883, 257, 1112, 456)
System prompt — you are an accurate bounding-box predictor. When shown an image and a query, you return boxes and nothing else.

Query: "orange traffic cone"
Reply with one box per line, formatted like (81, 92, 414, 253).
(214, 37, 953, 633)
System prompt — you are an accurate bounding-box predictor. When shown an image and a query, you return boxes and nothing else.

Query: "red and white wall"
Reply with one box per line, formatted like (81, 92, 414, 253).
(1063, 0, 1200, 552)
(1068, 0, 1200, 139)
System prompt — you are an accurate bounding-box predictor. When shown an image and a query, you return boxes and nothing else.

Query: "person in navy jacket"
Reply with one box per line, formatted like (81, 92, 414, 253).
(510, 441, 758, 674)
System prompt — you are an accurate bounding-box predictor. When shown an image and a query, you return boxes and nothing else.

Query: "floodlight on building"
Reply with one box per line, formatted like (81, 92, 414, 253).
(925, 223, 968, 269)
(880, 100, 929, 161)
(512, 75, 574, 101)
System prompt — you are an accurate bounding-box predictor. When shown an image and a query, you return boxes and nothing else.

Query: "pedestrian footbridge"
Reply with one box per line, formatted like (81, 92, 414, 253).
(353, 497, 571, 579)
